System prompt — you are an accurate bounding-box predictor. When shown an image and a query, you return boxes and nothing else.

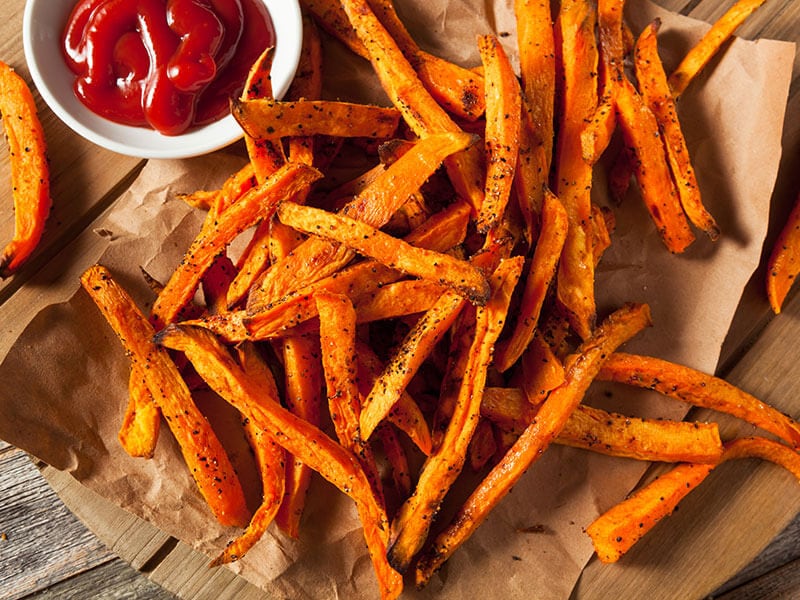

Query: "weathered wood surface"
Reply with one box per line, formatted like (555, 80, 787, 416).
(1, 0, 799, 599)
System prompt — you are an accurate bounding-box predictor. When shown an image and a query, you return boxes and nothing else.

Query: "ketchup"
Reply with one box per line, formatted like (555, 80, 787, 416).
(62, 0, 275, 136)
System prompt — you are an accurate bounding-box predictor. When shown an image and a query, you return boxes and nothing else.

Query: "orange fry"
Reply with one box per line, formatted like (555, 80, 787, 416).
(276, 202, 491, 304)
(597, 352, 800, 448)
(149, 163, 322, 329)
(477, 34, 522, 234)
(354, 279, 446, 324)
(766, 191, 800, 314)
(635, 21, 719, 241)
(668, 0, 768, 97)
(415, 303, 652, 584)
(388, 256, 524, 572)
(80, 265, 250, 528)
(118, 369, 161, 459)
(0, 61, 51, 278)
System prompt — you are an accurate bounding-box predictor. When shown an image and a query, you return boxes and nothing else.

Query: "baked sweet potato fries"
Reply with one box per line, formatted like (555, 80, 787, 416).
(77, 0, 798, 597)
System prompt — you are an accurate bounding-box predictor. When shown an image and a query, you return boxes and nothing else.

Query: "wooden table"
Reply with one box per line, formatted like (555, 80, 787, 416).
(1, 0, 800, 598)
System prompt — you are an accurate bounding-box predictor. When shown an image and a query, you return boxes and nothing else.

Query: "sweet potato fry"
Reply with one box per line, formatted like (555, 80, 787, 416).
(553, 0, 600, 339)
(232, 98, 401, 140)
(635, 21, 719, 241)
(118, 369, 161, 459)
(0, 61, 51, 278)
(354, 279, 445, 324)
(339, 0, 485, 212)
(414, 302, 651, 584)
(276, 202, 491, 304)
(586, 462, 716, 563)
(494, 191, 568, 372)
(766, 191, 800, 314)
(516, 331, 566, 405)
(668, 0, 768, 98)
(722, 436, 800, 481)
(154, 322, 402, 599)
(360, 290, 466, 442)
(388, 256, 524, 572)
(176, 162, 257, 214)
(477, 34, 522, 234)
(597, 352, 800, 448)
(149, 163, 322, 329)
(80, 265, 250, 528)
(615, 76, 695, 253)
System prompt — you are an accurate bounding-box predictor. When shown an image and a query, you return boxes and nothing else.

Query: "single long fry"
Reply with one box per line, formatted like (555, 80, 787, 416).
(668, 0, 768, 97)
(0, 61, 51, 278)
(615, 76, 695, 253)
(277, 202, 491, 304)
(722, 436, 800, 481)
(149, 163, 322, 329)
(80, 265, 250, 528)
(354, 279, 446, 324)
(415, 303, 652, 584)
(586, 462, 716, 563)
(360, 290, 466, 442)
(154, 323, 402, 599)
(635, 21, 719, 241)
(494, 191, 568, 371)
(232, 98, 401, 140)
(766, 192, 800, 314)
(597, 352, 800, 448)
(477, 34, 522, 233)
(388, 256, 524, 572)
(118, 369, 161, 459)
(339, 0, 485, 212)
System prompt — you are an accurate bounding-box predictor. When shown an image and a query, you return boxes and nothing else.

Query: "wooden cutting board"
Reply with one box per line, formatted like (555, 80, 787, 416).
(2, 0, 800, 598)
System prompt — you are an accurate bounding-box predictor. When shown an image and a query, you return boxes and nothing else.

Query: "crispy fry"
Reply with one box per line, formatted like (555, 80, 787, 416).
(80, 265, 250, 528)
(338, 0, 485, 212)
(360, 290, 466, 442)
(494, 191, 568, 371)
(415, 303, 652, 584)
(585, 462, 716, 563)
(149, 163, 322, 329)
(154, 322, 402, 599)
(516, 331, 566, 405)
(766, 192, 800, 314)
(118, 368, 161, 459)
(668, 0, 768, 97)
(597, 352, 800, 448)
(615, 76, 695, 253)
(722, 436, 800, 481)
(388, 257, 524, 572)
(177, 162, 257, 214)
(635, 21, 719, 241)
(354, 279, 446, 324)
(276, 202, 491, 304)
(232, 98, 401, 140)
(0, 61, 51, 278)
(477, 34, 522, 234)
(554, 0, 600, 339)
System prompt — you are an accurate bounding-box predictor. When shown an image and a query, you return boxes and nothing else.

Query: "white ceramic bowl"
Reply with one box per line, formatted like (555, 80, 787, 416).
(22, 0, 302, 159)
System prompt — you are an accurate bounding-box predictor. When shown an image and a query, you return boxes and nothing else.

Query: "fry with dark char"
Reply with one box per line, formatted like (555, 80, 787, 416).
(80, 265, 250, 528)
(415, 303, 652, 585)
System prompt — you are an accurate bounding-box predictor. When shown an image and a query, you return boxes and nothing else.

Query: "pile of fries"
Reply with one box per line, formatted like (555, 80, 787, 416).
(76, 0, 800, 597)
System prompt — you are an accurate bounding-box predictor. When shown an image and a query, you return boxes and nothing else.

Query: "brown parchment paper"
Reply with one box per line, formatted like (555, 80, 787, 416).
(0, 1, 796, 599)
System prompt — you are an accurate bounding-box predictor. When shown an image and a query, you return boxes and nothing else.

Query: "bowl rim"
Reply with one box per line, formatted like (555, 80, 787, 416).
(22, 0, 303, 160)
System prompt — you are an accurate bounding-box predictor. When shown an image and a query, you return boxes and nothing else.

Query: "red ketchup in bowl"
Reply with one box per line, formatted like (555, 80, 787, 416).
(62, 0, 275, 136)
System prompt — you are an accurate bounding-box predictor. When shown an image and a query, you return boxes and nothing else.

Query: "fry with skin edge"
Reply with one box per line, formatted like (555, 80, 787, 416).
(388, 256, 524, 572)
(149, 163, 322, 329)
(276, 201, 491, 305)
(668, 0, 768, 98)
(477, 34, 522, 234)
(766, 191, 800, 314)
(587, 435, 800, 564)
(596, 352, 800, 448)
(494, 191, 568, 372)
(635, 20, 719, 241)
(414, 303, 652, 585)
(0, 61, 51, 278)
(152, 322, 402, 599)
(80, 265, 250, 528)
(231, 98, 401, 140)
